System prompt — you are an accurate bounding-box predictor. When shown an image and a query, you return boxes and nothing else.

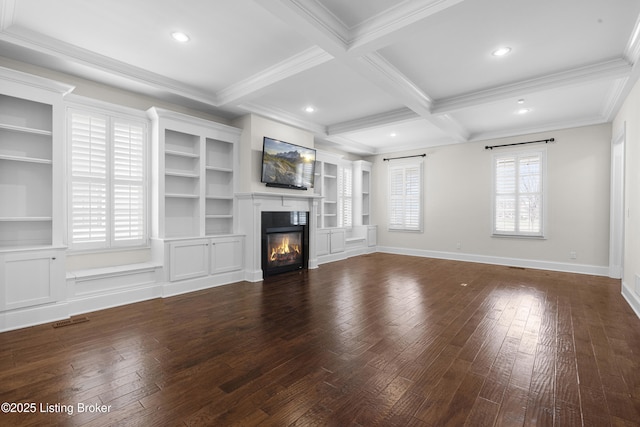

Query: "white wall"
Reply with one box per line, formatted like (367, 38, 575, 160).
(613, 77, 640, 316)
(368, 124, 612, 274)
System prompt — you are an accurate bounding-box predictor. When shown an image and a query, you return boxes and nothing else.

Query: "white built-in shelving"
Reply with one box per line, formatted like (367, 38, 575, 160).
(0, 67, 73, 317)
(147, 107, 241, 239)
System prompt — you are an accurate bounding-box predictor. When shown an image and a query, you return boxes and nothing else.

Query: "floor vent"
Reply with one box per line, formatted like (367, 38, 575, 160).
(52, 316, 89, 328)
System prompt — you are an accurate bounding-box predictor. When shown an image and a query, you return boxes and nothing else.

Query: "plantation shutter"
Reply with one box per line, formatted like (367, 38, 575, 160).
(70, 112, 108, 246)
(493, 151, 544, 236)
(388, 159, 423, 231)
(112, 120, 145, 245)
(338, 165, 353, 227)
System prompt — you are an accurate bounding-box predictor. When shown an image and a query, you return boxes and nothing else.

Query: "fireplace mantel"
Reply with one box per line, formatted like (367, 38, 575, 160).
(236, 192, 320, 281)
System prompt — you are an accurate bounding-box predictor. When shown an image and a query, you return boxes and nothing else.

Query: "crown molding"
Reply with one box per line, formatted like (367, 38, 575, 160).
(217, 46, 333, 106)
(327, 107, 417, 135)
(0, 26, 220, 106)
(624, 14, 640, 65)
(432, 58, 633, 114)
(602, 77, 629, 121)
(0, 0, 16, 30)
(0, 64, 74, 95)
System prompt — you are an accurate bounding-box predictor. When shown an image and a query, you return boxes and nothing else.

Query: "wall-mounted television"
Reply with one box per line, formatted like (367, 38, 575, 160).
(261, 137, 316, 190)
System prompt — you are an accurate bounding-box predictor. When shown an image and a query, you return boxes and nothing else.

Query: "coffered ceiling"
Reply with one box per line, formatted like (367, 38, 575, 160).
(1, 0, 639, 154)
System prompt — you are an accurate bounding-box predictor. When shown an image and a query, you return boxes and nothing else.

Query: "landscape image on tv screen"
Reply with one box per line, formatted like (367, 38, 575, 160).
(261, 137, 316, 189)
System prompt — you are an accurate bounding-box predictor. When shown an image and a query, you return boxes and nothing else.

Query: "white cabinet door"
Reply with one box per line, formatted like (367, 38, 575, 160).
(0, 249, 63, 311)
(317, 229, 330, 256)
(367, 225, 377, 247)
(209, 236, 243, 274)
(330, 228, 346, 254)
(169, 239, 209, 282)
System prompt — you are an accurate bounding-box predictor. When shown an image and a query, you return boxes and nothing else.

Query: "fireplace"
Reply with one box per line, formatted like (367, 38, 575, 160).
(262, 211, 309, 276)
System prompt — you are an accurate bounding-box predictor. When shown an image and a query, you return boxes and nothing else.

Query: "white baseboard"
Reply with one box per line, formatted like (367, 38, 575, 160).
(0, 302, 69, 333)
(376, 246, 609, 276)
(622, 280, 640, 319)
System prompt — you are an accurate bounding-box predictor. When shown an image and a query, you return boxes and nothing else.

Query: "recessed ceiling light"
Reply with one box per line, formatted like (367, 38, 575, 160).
(171, 32, 190, 43)
(304, 106, 315, 113)
(517, 108, 531, 114)
(517, 98, 525, 104)
(492, 47, 511, 57)
(390, 132, 397, 137)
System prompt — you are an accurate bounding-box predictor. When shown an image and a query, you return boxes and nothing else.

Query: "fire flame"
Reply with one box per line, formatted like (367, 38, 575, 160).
(270, 236, 301, 262)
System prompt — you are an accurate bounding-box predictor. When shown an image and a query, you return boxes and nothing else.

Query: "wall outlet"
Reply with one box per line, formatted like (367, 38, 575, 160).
(456, 242, 461, 250)
(569, 250, 577, 259)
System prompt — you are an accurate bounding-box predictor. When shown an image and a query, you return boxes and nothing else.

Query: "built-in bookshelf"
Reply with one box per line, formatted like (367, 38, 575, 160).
(0, 93, 57, 248)
(205, 137, 234, 235)
(0, 67, 72, 318)
(147, 108, 240, 239)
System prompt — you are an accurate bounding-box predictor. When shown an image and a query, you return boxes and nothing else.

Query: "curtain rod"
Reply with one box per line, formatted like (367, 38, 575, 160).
(383, 154, 426, 161)
(485, 138, 554, 150)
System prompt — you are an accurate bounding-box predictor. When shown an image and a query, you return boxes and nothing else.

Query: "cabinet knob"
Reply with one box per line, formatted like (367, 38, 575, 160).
(51, 257, 56, 260)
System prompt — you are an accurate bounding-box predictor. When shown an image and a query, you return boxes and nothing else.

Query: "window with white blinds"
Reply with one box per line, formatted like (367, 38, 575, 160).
(493, 150, 545, 237)
(69, 109, 147, 250)
(388, 159, 423, 232)
(338, 165, 353, 228)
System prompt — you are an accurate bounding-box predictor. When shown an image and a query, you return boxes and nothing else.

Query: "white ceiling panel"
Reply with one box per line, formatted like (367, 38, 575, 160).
(246, 60, 405, 125)
(379, 0, 640, 99)
(9, 0, 313, 91)
(453, 80, 618, 140)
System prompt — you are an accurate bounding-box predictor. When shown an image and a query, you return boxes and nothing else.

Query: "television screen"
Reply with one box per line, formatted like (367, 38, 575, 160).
(261, 137, 316, 190)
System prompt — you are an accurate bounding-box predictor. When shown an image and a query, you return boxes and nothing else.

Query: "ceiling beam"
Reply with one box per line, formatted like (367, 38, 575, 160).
(431, 58, 633, 115)
(216, 46, 333, 106)
(348, 0, 465, 55)
(327, 107, 417, 135)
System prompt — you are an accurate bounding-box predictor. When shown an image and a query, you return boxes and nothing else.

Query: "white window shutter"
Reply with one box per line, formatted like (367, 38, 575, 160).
(338, 166, 353, 228)
(69, 109, 147, 250)
(70, 112, 108, 245)
(493, 150, 544, 236)
(112, 120, 145, 244)
(388, 160, 423, 231)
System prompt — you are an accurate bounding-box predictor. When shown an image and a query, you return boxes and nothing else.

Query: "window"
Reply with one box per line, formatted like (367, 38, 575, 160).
(68, 107, 147, 250)
(388, 159, 423, 231)
(338, 165, 353, 228)
(493, 149, 545, 237)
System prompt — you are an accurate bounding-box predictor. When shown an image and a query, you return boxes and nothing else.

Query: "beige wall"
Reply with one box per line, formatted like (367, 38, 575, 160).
(233, 114, 315, 194)
(613, 77, 640, 314)
(368, 123, 612, 273)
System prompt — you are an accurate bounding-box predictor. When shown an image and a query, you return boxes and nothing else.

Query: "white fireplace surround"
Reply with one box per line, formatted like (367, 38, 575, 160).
(237, 192, 322, 282)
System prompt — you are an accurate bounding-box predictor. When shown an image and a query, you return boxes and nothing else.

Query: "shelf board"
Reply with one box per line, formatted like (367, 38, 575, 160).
(0, 153, 52, 164)
(205, 214, 233, 219)
(165, 169, 199, 178)
(165, 193, 199, 199)
(0, 216, 52, 222)
(0, 123, 52, 136)
(206, 166, 233, 173)
(205, 195, 233, 200)
(165, 149, 199, 158)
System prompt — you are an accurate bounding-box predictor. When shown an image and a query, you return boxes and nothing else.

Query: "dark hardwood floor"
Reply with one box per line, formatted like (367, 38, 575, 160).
(1, 253, 640, 426)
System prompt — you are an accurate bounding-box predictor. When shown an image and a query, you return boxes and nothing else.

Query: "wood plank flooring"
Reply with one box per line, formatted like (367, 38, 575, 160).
(1, 253, 640, 426)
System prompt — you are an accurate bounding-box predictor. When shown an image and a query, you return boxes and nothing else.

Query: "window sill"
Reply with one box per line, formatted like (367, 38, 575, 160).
(491, 233, 546, 240)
